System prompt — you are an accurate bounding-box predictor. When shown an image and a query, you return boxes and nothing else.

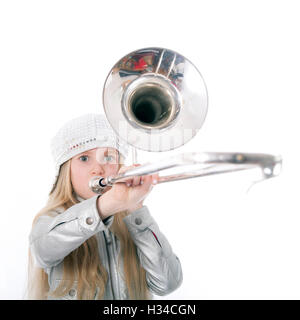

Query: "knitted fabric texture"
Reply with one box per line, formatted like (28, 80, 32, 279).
(51, 113, 129, 180)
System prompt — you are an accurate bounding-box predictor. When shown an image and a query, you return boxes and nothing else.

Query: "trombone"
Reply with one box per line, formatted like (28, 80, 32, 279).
(89, 47, 282, 194)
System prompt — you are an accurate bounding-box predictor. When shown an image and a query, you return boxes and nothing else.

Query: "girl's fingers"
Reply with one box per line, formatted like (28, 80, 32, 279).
(118, 164, 140, 187)
(132, 175, 141, 186)
(119, 167, 158, 188)
(124, 175, 158, 188)
(126, 179, 132, 187)
(142, 175, 151, 184)
(140, 176, 144, 185)
(152, 173, 159, 185)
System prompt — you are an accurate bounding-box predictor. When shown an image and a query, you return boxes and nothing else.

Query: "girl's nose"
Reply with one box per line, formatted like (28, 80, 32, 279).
(91, 163, 105, 176)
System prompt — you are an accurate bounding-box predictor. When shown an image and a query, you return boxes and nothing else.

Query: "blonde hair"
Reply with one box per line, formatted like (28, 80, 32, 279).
(27, 159, 150, 300)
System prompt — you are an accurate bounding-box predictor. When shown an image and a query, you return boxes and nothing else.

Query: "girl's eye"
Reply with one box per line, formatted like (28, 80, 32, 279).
(79, 155, 89, 162)
(104, 155, 114, 162)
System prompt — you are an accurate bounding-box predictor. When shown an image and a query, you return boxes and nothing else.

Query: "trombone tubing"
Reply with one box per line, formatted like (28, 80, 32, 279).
(101, 152, 282, 186)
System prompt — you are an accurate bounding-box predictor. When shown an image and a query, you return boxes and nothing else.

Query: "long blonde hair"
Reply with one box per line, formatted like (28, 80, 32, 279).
(27, 159, 150, 300)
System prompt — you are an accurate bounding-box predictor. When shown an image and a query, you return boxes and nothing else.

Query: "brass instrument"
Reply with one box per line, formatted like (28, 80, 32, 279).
(89, 47, 281, 194)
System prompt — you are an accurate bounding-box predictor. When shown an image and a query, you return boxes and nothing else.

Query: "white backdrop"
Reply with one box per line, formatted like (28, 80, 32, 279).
(0, 0, 299, 299)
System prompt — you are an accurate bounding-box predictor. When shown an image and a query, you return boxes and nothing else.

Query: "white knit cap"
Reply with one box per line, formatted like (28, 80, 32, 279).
(51, 113, 129, 182)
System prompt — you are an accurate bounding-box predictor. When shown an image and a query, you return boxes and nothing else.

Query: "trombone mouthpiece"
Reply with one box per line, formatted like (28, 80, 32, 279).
(89, 176, 107, 194)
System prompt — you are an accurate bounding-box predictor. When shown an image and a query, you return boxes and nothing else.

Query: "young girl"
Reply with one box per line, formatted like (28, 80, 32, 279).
(28, 113, 183, 300)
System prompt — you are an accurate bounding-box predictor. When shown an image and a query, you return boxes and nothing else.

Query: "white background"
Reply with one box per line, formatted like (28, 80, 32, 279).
(0, 0, 299, 299)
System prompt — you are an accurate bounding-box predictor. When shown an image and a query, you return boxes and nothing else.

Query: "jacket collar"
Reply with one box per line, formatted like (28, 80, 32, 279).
(75, 194, 85, 202)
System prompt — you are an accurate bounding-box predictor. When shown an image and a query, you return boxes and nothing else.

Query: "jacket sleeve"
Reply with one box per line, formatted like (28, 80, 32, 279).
(123, 206, 183, 296)
(29, 195, 114, 269)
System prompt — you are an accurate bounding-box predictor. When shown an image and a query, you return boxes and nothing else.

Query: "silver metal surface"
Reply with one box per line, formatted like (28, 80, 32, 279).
(90, 47, 282, 195)
(103, 47, 208, 152)
(90, 152, 282, 194)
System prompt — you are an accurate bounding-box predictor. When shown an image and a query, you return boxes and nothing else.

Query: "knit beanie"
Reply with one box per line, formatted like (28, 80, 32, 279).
(50, 113, 129, 183)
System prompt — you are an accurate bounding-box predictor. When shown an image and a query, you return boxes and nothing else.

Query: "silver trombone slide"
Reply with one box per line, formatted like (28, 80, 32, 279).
(89, 152, 282, 194)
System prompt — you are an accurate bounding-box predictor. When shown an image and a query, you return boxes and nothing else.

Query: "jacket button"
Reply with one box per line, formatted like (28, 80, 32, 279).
(86, 217, 94, 225)
(69, 289, 76, 297)
(135, 217, 142, 225)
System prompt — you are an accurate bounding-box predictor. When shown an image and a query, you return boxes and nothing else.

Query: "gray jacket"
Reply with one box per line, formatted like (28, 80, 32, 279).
(29, 195, 183, 299)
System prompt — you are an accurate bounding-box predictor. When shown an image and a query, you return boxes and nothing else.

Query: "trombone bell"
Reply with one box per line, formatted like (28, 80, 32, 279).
(103, 47, 208, 152)
(90, 47, 282, 195)
(122, 74, 181, 131)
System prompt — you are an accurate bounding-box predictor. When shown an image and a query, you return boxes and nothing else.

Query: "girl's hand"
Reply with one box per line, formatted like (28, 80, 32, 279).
(97, 164, 159, 218)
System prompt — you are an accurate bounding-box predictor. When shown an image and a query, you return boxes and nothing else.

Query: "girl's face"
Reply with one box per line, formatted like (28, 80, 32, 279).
(70, 147, 120, 199)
